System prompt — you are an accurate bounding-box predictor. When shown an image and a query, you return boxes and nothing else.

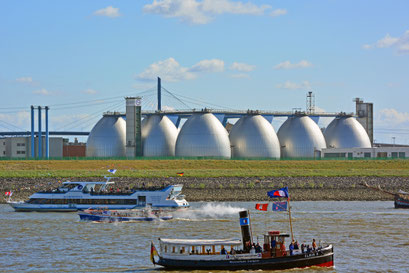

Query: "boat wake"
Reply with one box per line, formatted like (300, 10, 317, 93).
(173, 203, 245, 221)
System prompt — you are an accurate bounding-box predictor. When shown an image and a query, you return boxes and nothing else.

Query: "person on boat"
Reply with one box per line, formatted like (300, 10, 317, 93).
(255, 243, 262, 253)
(221, 247, 227, 255)
(294, 241, 299, 250)
(230, 248, 236, 255)
(289, 241, 294, 256)
(312, 239, 317, 251)
(250, 245, 256, 254)
(271, 238, 276, 249)
(301, 243, 305, 253)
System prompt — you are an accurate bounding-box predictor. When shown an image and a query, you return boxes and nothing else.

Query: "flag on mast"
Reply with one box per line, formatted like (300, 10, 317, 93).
(272, 201, 288, 211)
(267, 187, 289, 198)
(150, 242, 158, 264)
(107, 169, 117, 174)
(255, 203, 268, 211)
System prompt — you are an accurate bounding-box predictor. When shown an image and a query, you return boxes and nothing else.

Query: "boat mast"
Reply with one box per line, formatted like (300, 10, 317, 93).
(287, 197, 294, 242)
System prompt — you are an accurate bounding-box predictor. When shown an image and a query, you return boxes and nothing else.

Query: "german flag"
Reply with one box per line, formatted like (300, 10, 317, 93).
(176, 172, 184, 176)
(150, 242, 158, 264)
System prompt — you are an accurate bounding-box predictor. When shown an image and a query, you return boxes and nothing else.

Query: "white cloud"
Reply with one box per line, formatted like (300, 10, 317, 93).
(230, 73, 250, 79)
(363, 30, 409, 54)
(33, 88, 53, 96)
(143, 0, 272, 24)
(94, 6, 121, 18)
(16, 77, 33, 83)
(189, 59, 224, 72)
(377, 108, 409, 125)
(136, 58, 196, 82)
(270, 8, 287, 17)
(82, 88, 97, 95)
(0, 111, 30, 130)
(136, 57, 225, 82)
(274, 60, 313, 70)
(275, 80, 311, 90)
(230, 62, 255, 72)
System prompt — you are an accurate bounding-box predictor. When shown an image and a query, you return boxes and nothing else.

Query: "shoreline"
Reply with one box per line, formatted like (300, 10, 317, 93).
(1, 176, 408, 203)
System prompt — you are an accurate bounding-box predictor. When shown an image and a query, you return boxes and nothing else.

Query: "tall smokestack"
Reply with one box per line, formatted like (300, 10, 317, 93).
(239, 210, 253, 250)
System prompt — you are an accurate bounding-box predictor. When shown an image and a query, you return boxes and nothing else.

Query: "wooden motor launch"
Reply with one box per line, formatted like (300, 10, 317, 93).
(150, 187, 334, 270)
(363, 182, 409, 209)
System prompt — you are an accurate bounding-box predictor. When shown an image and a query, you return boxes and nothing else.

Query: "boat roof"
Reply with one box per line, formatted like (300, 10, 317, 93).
(398, 190, 409, 195)
(159, 238, 242, 246)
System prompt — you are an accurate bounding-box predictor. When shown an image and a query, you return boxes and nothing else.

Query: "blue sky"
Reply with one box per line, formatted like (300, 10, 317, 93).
(1, 0, 409, 144)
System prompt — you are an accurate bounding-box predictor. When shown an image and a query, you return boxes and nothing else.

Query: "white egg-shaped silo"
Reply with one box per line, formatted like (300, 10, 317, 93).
(86, 114, 126, 157)
(277, 114, 326, 158)
(175, 112, 231, 158)
(141, 114, 178, 157)
(229, 114, 280, 158)
(324, 115, 371, 148)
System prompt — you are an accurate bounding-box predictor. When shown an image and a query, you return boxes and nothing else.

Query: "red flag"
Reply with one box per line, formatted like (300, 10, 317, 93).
(176, 172, 184, 176)
(255, 203, 268, 211)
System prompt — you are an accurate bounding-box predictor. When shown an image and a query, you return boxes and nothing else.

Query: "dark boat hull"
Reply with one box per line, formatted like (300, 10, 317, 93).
(78, 213, 172, 222)
(395, 197, 409, 209)
(157, 246, 333, 270)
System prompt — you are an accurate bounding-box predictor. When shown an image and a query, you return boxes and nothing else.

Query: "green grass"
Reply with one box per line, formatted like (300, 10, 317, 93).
(0, 159, 408, 178)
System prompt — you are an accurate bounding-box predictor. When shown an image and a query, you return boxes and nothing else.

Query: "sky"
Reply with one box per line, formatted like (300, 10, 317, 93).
(1, 0, 409, 144)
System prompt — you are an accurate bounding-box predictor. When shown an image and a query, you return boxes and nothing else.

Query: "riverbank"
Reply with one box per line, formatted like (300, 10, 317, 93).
(1, 176, 408, 203)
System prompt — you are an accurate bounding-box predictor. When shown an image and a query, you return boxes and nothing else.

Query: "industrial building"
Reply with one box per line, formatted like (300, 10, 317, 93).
(322, 147, 409, 159)
(0, 137, 63, 158)
(1, 78, 407, 159)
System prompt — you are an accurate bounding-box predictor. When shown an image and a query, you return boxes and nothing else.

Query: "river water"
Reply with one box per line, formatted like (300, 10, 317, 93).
(0, 201, 408, 273)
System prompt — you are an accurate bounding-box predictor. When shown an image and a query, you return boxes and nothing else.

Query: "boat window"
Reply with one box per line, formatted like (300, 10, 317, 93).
(138, 196, 146, 206)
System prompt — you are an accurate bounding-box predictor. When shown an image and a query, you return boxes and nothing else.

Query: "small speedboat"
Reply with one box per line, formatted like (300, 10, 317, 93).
(78, 208, 173, 222)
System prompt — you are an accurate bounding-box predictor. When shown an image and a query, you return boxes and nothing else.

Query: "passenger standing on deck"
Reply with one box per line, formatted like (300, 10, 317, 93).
(289, 241, 294, 256)
(312, 239, 317, 251)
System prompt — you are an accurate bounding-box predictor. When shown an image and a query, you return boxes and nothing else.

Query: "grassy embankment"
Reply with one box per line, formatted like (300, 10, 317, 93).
(0, 159, 409, 178)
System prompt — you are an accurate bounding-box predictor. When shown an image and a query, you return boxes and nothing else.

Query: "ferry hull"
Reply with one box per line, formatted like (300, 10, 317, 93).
(157, 246, 333, 270)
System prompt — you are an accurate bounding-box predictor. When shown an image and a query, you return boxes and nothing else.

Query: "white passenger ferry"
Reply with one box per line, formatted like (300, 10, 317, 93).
(8, 177, 189, 212)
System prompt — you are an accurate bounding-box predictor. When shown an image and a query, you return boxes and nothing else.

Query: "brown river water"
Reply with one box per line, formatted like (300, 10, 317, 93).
(0, 201, 408, 273)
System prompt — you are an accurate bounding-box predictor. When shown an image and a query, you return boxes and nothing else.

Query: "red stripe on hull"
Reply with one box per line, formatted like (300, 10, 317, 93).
(316, 261, 334, 267)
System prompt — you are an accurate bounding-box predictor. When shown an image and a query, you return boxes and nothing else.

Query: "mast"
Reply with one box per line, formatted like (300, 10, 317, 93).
(287, 197, 294, 242)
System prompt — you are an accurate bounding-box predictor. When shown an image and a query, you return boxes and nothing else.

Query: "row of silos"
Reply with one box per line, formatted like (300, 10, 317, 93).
(86, 113, 371, 158)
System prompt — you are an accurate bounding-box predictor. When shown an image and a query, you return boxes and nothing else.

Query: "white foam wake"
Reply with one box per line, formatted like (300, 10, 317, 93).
(173, 203, 245, 220)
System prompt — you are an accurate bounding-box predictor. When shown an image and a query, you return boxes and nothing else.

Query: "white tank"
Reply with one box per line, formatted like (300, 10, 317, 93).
(229, 114, 280, 158)
(142, 114, 178, 157)
(277, 115, 326, 158)
(175, 112, 231, 158)
(324, 116, 371, 148)
(86, 115, 126, 157)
